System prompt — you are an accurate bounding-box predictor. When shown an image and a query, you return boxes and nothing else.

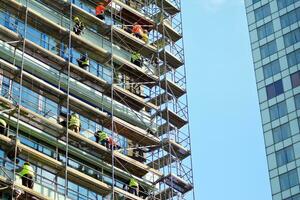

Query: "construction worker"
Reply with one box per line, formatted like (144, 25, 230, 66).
(141, 29, 149, 44)
(94, 130, 109, 148)
(131, 51, 142, 67)
(108, 136, 120, 150)
(73, 17, 85, 35)
(128, 177, 139, 196)
(76, 52, 90, 70)
(95, 2, 106, 21)
(19, 161, 35, 189)
(68, 113, 81, 134)
(0, 118, 7, 135)
(132, 22, 143, 39)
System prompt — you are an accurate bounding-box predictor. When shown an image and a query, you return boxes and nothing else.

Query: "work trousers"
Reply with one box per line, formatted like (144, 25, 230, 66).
(22, 174, 34, 189)
(96, 14, 105, 21)
(69, 125, 80, 134)
(101, 139, 109, 148)
(128, 186, 138, 196)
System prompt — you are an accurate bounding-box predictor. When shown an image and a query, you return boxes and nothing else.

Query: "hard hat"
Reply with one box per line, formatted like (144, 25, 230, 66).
(74, 17, 80, 22)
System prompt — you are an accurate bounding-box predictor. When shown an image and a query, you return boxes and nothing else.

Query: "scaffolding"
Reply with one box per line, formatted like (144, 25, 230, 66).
(0, 0, 194, 199)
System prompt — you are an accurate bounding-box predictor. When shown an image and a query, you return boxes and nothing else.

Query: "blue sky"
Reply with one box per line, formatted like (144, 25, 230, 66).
(182, 0, 272, 199)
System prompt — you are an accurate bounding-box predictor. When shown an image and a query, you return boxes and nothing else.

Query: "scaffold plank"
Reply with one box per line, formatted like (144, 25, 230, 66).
(148, 92, 173, 107)
(156, 173, 193, 194)
(160, 78, 186, 99)
(160, 108, 187, 129)
(0, 25, 157, 112)
(0, 134, 112, 196)
(0, 0, 158, 85)
(0, 93, 161, 178)
(150, 187, 177, 200)
(158, 20, 182, 42)
(156, 0, 180, 16)
(162, 139, 190, 160)
(0, 176, 52, 200)
(147, 154, 176, 170)
(159, 50, 183, 70)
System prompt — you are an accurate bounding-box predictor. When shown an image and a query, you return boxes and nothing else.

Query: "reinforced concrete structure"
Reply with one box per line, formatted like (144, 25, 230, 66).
(245, 0, 300, 199)
(0, 0, 194, 199)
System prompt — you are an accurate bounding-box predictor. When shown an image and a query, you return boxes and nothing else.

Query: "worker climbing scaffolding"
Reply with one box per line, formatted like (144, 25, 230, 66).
(68, 113, 81, 133)
(95, 2, 106, 21)
(77, 52, 90, 70)
(131, 51, 142, 67)
(18, 161, 35, 189)
(0, 0, 195, 198)
(73, 17, 85, 35)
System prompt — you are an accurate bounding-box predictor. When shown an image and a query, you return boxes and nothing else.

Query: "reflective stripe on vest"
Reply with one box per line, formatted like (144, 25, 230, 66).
(19, 164, 35, 177)
(81, 58, 89, 66)
(129, 178, 138, 188)
(0, 119, 6, 128)
(69, 115, 80, 127)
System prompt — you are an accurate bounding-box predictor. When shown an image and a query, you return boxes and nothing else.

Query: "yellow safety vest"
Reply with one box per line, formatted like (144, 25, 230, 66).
(142, 33, 148, 43)
(99, 131, 108, 142)
(129, 178, 138, 188)
(81, 58, 89, 66)
(131, 52, 141, 62)
(0, 118, 6, 128)
(68, 115, 80, 128)
(19, 164, 35, 177)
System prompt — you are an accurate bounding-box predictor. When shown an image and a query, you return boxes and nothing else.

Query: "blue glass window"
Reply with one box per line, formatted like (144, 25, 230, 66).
(266, 80, 284, 99)
(280, 7, 300, 28)
(260, 40, 277, 58)
(273, 123, 291, 143)
(279, 169, 299, 190)
(287, 49, 300, 67)
(284, 28, 300, 47)
(269, 101, 288, 121)
(263, 59, 281, 78)
(277, 0, 300, 10)
(257, 22, 274, 40)
(276, 146, 295, 166)
(291, 71, 300, 88)
(254, 4, 271, 21)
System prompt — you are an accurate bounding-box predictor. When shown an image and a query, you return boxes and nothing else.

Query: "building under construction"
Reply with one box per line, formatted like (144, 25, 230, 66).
(0, 0, 194, 199)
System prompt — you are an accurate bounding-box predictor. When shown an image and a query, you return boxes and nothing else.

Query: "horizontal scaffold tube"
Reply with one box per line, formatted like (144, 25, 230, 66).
(0, 40, 157, 132)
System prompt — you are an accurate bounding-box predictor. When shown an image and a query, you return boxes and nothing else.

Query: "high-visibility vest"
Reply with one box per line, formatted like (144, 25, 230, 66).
(131, 52, 141, 62)
(81, 57, 89, 66)
(129, 178, 138, 188)
(68, 115, 80, 128)
(96, 5, 105, 15)
(0, 119, 6, 128)
(98, 131, 108, 142)
(19, 163, 35, 177)
(132, 25, 142, 34)
(142, 33, 149, 43)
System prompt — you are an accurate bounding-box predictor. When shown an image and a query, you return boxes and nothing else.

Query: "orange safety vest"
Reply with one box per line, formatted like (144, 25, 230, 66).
(108, 137, 117, 146)
(132, 25, 142, 34)
(96, 5, 105, 15)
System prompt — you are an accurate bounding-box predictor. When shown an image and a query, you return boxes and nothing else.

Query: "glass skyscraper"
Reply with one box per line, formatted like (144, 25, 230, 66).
(245, 0, 300, 199)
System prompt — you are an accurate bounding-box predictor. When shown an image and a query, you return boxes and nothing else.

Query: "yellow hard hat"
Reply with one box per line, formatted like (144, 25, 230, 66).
(74, 17, 80, 22)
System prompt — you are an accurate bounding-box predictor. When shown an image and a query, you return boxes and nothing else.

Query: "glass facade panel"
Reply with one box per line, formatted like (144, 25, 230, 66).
(254, 4, 271, 21)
